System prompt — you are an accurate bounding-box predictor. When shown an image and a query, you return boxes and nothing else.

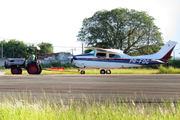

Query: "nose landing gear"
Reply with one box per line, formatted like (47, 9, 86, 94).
(80, 70, 85, 74)
(80, 66, 85, 74)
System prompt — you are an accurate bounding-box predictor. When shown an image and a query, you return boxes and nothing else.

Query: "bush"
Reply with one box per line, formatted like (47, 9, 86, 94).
(166, 59, 180, 68)
(0, 66, 5, 70)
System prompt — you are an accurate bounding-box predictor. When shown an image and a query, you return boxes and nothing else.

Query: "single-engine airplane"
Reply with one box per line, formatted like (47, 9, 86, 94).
(68, 40, 177, 74)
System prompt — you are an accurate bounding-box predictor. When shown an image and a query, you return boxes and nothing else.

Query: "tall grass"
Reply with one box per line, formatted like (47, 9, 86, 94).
(0, 93, 180, 119)
(158, 65, 180, 74)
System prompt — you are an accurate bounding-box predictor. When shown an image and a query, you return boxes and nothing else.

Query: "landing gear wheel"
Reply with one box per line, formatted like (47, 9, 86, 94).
(11, 67, 19, 74)
(106, 70, 111, 74)
(80, 70, 85, 74)
(100, 69, 106, 74)
(27, 63, 39, 74)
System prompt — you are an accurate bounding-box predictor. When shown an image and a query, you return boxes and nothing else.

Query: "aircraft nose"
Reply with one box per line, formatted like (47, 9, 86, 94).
(68, 56, 73, 59)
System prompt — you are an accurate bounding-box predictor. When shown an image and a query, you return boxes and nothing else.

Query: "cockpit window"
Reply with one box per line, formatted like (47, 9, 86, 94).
(89, 50, 95, 56)
(109, 54, 121, 58)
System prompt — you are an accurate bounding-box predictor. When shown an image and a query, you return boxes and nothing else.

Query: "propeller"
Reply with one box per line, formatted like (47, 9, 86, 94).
(68, 55, 74, 64)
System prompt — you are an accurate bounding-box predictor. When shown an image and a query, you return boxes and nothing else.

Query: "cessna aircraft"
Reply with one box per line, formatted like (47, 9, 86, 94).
(68, 41, 177, 74)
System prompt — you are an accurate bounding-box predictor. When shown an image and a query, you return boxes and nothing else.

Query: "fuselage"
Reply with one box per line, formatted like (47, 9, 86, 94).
(72, 52, 162, 69)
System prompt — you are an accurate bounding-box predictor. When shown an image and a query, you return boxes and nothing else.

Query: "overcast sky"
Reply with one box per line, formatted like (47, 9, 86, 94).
(0, 0, 180, 56)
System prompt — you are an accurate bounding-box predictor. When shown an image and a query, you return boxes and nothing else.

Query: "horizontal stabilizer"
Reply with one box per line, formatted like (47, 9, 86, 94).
(151, 59, 165, 63)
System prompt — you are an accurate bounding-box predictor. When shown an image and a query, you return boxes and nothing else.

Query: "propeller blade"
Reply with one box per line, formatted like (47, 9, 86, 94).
(71, 59, 73, 64)
(68, 55, 74, 64)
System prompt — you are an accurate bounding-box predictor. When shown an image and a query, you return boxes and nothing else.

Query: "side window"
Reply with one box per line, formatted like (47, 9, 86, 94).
(96, 53, 106, 58)
(109, 54, 121, 58)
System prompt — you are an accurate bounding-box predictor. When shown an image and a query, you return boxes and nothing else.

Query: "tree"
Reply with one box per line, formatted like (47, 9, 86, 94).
(77, 8, 164, 55)
(0, 40, 54, 58)
(0, 39, 33, 58)
(38, 42, 53, 56)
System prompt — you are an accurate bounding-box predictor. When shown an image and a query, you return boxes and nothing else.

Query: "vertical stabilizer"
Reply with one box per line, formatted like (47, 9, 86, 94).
(154, 41, 177, 62)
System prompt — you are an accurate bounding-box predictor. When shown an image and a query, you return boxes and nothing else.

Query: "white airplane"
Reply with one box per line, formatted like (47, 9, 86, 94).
(68, 41, 177, 74)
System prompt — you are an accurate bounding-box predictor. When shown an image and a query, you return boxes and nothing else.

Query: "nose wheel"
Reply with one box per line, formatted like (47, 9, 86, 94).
(80, 70, 85, 74)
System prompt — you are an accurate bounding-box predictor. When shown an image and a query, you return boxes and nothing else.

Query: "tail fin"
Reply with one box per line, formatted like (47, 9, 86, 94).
(154, 41, 177, 62)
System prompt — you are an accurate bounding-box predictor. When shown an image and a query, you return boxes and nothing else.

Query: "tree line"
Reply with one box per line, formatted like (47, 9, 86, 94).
(0, 39, 53, 59)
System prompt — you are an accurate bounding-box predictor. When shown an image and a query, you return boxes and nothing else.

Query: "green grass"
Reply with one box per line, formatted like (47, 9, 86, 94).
(2, 65, 180, 75)
(157, 65, 180, 74)
(0, 92, 180, 120)
(4, 68, 159, 75)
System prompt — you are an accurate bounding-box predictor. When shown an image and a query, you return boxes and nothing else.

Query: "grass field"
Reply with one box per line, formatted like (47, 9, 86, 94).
(3, 68, 160, 75)
(2, 65, 180, 75)
(0, 93, 179, 120)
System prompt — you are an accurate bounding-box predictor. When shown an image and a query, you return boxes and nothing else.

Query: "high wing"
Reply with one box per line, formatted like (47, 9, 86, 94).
(85, 47, 124, 54)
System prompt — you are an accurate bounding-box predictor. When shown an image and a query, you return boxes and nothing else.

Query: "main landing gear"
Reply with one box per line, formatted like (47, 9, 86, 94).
(100, 69, 111, 74)
(79, 69, 111, 74)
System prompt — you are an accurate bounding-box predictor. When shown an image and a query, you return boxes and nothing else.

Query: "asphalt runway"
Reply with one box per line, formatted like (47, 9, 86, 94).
(0, 74, 180, 102)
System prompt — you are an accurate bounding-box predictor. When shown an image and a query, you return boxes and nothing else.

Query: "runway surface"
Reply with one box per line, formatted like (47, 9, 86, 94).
(0, 74, 180, 102)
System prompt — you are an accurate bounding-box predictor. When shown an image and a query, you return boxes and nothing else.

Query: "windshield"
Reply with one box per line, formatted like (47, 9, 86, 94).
(89, 50, 95, 55)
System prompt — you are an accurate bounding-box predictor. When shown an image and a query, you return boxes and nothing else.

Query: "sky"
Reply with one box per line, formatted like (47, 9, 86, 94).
(0, 0, 180, 56)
